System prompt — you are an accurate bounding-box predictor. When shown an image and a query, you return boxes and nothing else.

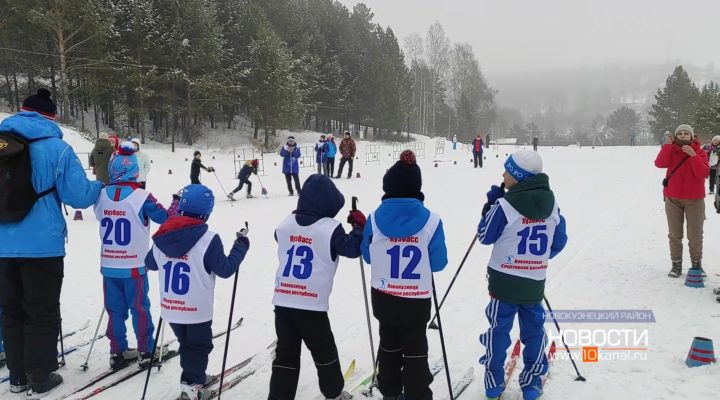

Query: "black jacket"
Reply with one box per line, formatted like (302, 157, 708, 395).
(190, 158, 208, 182)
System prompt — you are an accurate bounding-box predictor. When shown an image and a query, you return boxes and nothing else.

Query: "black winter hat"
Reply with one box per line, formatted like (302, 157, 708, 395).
(21, 88, 57, 120)
(382, 150, 424, 201)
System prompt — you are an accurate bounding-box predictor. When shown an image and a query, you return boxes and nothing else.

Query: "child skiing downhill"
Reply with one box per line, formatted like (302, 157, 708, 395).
(477, 150, 567, 400)
(228, 159, 259, 200)
(93, 141, 169, 370)
(360, 150, 448, 400)
(269, 174, 364, 400)
(145, 184, 249, 400)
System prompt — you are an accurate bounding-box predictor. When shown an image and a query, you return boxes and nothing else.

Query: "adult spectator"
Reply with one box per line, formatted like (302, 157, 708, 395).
(325, 134, 337, 177)
(336, 131, 356, 179)
(130, 138, 151, 188)
(89, 132, 115, 184)
(452, 134, 458, 150)
(655, 124, 709, 278)
(532, 136, 540, 151)
(0, 89, 102, 397)
(314, 134, 327, 175)
(108, 134, 120, 151)
(280, 136, 302, 195)
(472, 134, 484, 168)
(190, 151, 214, 184)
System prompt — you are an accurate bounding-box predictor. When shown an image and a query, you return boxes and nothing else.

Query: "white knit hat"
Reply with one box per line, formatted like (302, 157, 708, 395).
(99, 132, 109, 140)
(713, 135, 720, 143)
(675, 124, 694, 136)
(505, 150, 543, 181)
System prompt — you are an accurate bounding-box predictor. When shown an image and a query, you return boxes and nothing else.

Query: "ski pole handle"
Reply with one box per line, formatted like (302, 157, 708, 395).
(352, 196, 358, 211)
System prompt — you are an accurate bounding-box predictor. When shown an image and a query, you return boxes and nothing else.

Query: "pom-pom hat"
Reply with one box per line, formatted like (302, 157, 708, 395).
(382, 150, 424, 201)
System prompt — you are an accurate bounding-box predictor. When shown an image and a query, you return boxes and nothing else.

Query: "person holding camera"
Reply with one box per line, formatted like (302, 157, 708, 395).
(655, 124, 709, 278)
(280, 136, 302, 196)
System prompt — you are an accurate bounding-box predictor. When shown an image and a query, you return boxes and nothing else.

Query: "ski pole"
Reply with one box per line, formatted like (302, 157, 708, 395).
(212, 171, 232, 203)
(256, 174, 268, 197)
(218, 221, 248, 400)
(81, 308, 106, 371)
(140, 316, 163, 400)
(351, 197, 377, 386)
(543, 296, 586, 382)
(58, 307, 66, 367)
(432, 276, 454, 399)
(429, 234, 476, 329)
(158, 321, 166, 367)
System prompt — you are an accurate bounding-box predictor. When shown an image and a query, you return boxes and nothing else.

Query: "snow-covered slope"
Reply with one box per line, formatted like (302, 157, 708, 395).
(0, 114, 718, 400)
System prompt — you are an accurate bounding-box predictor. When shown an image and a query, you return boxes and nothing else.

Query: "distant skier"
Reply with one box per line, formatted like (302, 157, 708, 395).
(476, 150, 567, 400)
(190, 151, 214, 184)
(452, 134, 458, 150)
(360, 150, 448, 400)
(93, 141, 169, 370)
(145, 184, 250, 400)
(532, 136, 539, 151)
(655, 125, 709, 278)
(228, 159, 259, 200)
(280, 136, 302, 195)
(268, 174, 363, 400)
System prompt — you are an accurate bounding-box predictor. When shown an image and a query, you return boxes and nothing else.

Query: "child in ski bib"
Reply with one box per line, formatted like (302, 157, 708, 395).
(93, 141, 169, 370)
(145, 184, 249, 400)
(477, 150, 567, 400)
(269, 174, 364, 400)
(360, 150, 448, 400)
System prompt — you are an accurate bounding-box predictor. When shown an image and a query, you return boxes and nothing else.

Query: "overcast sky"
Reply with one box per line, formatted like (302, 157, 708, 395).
(336, 0, 720, 73)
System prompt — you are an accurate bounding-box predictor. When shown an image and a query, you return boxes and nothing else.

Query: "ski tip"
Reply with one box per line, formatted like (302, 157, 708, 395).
(343, 359, 356, 380)
(234, 317, 244, 328)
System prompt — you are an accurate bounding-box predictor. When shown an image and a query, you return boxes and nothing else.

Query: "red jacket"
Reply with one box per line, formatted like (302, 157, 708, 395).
(655, 140, 709, 199)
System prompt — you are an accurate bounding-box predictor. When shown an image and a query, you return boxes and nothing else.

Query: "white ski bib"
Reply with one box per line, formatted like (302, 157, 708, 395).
(369, 212, 440, 299)
(93, 188, 150, 269)
(272, 216, 340, 312)
(154, 231, 216, 324)
(487, 198, 560, 281)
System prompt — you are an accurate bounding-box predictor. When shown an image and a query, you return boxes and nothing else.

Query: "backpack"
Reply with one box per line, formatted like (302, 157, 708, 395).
(0, 133, 55, 222)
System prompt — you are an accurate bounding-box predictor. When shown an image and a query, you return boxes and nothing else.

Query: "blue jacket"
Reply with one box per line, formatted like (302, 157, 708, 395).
(326, 140, 337, 158)
(361, 198, 448, 272)
(0, 112, 102, 257)
(314, 141, 327, 164)
(280, 145, 301, 174)
(276, 174, 361, 260)
(145, 216, 248, 279)
(100, 183, 169, 278)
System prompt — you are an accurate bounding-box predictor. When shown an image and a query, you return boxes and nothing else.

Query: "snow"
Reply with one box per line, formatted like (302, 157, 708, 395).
(1, 114, 719, 399)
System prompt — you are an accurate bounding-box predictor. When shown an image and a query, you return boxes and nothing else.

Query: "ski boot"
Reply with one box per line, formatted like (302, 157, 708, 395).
(9, 374, 28, 394)
(327, 391, 353, 400)
(0, 351, 5, 365)
(180, 381, 211, 400)
(139, 346, 170, 367)
(246, 192, 254, 199)
(26, 372, 63, 400)
(522, 385, 543, 400)
(486, 385, 505, 400)
(227, 193, 235, 201)
(691, 260, 707, 278)
(668, 260, 682, 278)
(109, 348, 139, 370)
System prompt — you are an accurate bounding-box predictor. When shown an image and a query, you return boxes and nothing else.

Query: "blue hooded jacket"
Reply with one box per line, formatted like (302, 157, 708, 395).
(326, 140, 337, 158)
(0, 112, 102, 257)
(277, 174, 361, 260)
(361, 198, 448, 272)
(314, 141, 327, 164)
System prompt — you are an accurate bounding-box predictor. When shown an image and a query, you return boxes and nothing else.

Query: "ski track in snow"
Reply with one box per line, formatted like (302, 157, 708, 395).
(1, 113, 718, 399)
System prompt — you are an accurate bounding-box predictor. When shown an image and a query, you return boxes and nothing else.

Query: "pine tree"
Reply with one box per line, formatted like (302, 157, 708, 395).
(692, 82, 720, 138)
(649, 66, 699, 143)
(607, 106, 641, 145)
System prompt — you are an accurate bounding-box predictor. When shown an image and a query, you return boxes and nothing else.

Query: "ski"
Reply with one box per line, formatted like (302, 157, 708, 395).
(312, 359, 357, 400)
(493, 339, 521, 400)
(451, 367, 475, 398)
(57, 317, 244, 400)
(201, 339, 278, 399)
(60, 319, 91, 341)
(350, 357, 445, 397)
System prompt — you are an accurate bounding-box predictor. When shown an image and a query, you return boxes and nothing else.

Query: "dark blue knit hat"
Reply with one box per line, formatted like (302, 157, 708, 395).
(21, 89, 57, 120)
(382, 150, 424, 201)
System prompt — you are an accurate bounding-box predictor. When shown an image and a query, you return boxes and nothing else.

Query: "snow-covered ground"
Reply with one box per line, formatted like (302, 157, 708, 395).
(1, 114, 719, 400)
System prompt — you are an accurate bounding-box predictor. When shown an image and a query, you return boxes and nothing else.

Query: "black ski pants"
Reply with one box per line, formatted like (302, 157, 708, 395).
(377, 321, 433, 400)
(336, 157, 353, 178)
(0, 257, 64, 385)
(268, 306, 344, 400)
(232, 177, 252, 194)
(324, 158, 335, 177)
(473, 152, 483, 168)
(709, 167, 717, 193)
(284, 173, 302, 195)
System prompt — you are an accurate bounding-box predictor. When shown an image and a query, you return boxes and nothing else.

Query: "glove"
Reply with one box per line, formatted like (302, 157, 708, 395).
(236, 226, 250, 249)
(208, 167, 215, 172)
(347, 210, 367, 229)
(486, 185, 505, 205)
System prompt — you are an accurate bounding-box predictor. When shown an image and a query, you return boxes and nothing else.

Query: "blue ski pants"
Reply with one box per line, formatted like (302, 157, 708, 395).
(103, 275, 155, 354)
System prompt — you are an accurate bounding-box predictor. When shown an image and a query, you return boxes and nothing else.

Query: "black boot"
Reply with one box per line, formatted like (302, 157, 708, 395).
(691, 260, 707, 278)
(26, 372, 63, 399)
(668, 260, 682, 278)
(109, 348, 139, 370)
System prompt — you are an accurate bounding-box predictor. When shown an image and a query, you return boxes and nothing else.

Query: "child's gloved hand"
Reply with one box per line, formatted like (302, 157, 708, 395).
(236, 224, 249, 249)
(347, 210, 367, 229)
(208, 166, 215, 172)
(486, 184, 505, 204)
